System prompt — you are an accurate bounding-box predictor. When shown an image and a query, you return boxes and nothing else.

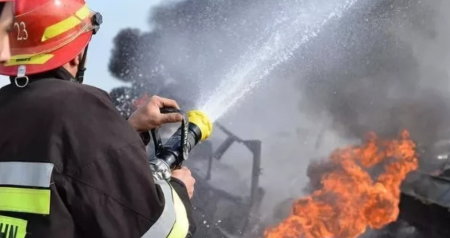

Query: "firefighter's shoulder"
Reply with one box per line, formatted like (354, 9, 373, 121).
(27, 78, 143, 169)
(36, 78, 113, 113)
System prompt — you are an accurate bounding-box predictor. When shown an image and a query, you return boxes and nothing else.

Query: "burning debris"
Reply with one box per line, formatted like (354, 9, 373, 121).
(264, 131, 418, 238)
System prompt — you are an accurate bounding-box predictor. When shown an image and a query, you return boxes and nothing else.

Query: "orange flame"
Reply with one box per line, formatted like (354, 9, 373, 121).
(264, 130, 418, 238)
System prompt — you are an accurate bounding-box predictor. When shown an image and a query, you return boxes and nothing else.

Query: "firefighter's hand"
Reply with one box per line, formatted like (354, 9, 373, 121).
(172, 166, 195, 199)
(128, 95, 183, 132)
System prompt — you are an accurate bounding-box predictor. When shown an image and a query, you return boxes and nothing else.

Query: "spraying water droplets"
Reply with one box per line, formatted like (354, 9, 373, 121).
(198, 0, 360, 122)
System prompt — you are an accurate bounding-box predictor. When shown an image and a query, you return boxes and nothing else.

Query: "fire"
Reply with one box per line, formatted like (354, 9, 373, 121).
(264, 130, 418, 238)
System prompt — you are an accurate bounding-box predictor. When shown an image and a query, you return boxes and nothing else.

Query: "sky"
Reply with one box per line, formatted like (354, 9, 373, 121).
(0, 0, 161, 91)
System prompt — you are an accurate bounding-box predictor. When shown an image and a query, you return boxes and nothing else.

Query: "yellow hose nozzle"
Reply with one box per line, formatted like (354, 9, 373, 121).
(187, 110, 213, 141)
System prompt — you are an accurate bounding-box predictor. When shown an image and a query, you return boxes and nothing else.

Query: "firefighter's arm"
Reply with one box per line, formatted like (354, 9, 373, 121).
(58, 144, 193, 238)
(55, 86, 193, 238)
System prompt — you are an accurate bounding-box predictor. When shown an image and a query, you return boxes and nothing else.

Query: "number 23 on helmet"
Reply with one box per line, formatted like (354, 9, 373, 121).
(0, 0, 102, 76)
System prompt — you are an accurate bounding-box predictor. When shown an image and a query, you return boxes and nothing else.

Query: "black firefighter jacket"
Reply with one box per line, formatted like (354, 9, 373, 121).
(0, 68, 195, 238)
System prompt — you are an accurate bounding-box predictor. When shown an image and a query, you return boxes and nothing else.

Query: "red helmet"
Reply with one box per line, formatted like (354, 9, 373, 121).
(0, 0, 101, 76)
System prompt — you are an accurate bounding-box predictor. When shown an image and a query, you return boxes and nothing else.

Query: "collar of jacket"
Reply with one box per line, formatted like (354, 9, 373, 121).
(8, 67, 77, 85)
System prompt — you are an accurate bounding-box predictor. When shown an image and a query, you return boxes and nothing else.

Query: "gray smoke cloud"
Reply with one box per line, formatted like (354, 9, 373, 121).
(297, 0, 450, 143)
(107, 0, 450, 236)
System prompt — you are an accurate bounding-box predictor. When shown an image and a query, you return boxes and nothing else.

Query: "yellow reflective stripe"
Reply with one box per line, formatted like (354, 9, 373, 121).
(4, 54, 54, 66)
(41, 4, 90, 42)
(41, 16, 80, 42)
(0, 187, 50, 215)
(167, 188, 189, 238)
(75, 5, 90, 20)
(0, 215, 27, 238)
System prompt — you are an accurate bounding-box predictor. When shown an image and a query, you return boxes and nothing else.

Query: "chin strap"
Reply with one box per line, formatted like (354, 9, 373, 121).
(73, 12, 103, 84)
(75, 44, 89, 84)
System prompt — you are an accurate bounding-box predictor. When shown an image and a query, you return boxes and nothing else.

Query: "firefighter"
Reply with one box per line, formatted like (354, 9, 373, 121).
(0, 0, 196, 238)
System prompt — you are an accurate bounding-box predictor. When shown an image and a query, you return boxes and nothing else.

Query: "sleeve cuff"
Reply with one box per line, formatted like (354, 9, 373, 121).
(169, 177, 196, 235)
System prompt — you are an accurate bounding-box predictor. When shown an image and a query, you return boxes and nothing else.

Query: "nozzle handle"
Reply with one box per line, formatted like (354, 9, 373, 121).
(151, 108, 189, 163)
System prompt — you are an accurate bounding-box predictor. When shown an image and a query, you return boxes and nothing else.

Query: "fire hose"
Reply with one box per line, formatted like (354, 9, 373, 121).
(149, 108, 213, 181)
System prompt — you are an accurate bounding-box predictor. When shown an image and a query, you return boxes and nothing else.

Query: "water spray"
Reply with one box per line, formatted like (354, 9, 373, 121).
(149, 108, 213, 181)
(198, 0, 360, 122)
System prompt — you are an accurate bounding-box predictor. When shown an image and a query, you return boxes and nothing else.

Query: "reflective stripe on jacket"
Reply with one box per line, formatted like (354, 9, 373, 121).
(0, 162, 54, 238)
(142, 180, 189, 238)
